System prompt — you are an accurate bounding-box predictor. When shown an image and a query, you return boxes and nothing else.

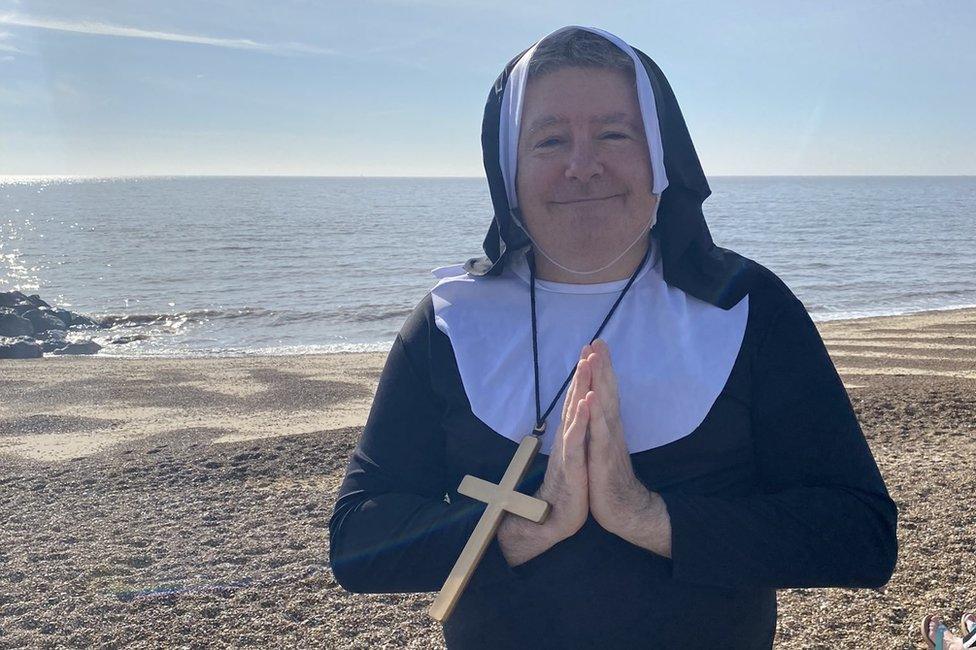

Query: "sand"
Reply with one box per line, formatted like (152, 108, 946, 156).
(1, 308, 974, 648)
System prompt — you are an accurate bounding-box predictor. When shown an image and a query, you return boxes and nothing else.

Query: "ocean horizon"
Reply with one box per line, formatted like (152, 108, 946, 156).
(2, 175, 974, 358)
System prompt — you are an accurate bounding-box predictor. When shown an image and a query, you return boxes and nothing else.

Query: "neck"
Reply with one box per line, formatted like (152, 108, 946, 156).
(530, 236, 651, 284)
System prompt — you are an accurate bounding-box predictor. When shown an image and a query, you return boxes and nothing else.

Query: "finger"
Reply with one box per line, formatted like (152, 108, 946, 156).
(581, 342, 592, 360)
(585, 351, 605, 399)
(603, 356, 621, 421)
(562, 399, 589, 468)
(562, 357, 590, 426)
(573, 343, 594, 408)
(556, 361, 588, 461)
(584, 390, 610, 455)
(577, 357, 592, 397)
(586, 351, 612, 422)
(590, 341, 620, 423)
(595, 338, 620, 399)
(559, 355, 586, 438)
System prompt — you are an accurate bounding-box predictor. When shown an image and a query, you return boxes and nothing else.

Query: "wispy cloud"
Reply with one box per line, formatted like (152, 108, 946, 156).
(0, 29, 22, 53)
(0, 13, 335, 56)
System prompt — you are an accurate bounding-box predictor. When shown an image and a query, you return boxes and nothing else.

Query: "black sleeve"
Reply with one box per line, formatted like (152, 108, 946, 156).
(328, 296, 521, 594)
(657, 295, 899, 590)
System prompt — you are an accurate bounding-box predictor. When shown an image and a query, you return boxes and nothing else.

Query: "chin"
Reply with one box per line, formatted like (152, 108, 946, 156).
(565, 230, 615, 252)
(566, 210, 624, 230)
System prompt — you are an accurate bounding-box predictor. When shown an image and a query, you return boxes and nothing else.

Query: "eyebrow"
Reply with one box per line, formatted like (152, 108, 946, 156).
(525, 111, 639, 135)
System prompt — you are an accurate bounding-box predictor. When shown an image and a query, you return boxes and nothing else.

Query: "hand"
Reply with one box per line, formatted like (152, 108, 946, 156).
(534, 343, 593, 544)
(583, 339, 656, 538)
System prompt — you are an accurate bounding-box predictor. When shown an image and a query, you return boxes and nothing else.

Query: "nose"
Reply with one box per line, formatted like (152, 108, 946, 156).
(564, 139, 603, 183)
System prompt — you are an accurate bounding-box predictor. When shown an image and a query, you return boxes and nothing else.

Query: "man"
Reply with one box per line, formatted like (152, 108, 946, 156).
(329, 26, 897, 648)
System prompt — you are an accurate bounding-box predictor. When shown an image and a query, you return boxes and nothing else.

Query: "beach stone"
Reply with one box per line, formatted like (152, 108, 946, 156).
(51, 340, 102, 356)
(0, 311, 34, 337)
(21, 309, 67, 334)
(0, 290, 29, 308)
(0, 337, 43, 359)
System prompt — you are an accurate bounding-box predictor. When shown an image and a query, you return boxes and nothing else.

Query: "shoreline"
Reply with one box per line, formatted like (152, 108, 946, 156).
(1, 303, 974, 647)
(35, 304, 976, 362)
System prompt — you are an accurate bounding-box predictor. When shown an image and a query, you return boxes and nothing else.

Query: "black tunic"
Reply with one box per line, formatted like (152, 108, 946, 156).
(328, 256, 898, 649)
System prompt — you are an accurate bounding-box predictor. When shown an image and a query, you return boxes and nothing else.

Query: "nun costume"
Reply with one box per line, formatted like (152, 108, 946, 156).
(329, 26, 898, 649)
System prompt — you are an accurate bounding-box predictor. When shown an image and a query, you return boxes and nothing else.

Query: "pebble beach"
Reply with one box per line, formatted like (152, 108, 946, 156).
(1, 307, 974, 648)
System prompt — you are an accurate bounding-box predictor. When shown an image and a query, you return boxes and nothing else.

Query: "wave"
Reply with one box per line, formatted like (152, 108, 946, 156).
(810, 301, 976, 323)
(96, 340, 394, 359)
(93, 304, 414, 329)
(95, 307, 275, 328)
(327, 306, 414, 323)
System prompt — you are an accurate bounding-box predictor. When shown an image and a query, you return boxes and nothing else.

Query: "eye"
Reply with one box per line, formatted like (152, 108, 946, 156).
(601, 132, 628, 140)
(535, 138, 562, 149)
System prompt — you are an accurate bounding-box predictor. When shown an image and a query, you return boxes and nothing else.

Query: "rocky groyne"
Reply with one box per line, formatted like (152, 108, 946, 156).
(0, 291, 108, 359)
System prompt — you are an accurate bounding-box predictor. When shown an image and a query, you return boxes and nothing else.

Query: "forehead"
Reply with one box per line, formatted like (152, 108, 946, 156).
(520, 67, 641, 134)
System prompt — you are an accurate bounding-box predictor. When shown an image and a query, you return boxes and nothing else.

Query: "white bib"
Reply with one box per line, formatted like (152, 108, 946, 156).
(429, 237, 749, 455)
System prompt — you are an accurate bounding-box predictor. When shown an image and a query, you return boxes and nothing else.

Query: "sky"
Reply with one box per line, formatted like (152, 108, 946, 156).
(1, 0, 974, 177)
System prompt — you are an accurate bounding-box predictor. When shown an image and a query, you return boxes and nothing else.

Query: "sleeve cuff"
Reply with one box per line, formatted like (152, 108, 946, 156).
(656, 490, 711, 586)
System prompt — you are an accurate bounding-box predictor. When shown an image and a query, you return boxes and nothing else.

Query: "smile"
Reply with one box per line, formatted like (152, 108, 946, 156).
(552, 194, 622, 205)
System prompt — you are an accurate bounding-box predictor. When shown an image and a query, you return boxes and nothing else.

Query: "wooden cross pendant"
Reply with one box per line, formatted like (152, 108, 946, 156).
(428, 433, 551, 622)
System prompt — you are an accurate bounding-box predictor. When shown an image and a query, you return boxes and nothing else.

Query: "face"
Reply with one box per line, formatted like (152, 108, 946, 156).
(515, 66, 657, 269)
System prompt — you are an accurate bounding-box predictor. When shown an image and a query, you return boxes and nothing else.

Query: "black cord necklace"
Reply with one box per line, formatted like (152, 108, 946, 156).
(528, 243, 651, 437)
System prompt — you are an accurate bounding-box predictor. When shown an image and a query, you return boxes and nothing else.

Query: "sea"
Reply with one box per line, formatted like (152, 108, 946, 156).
(1, 176, 974, 358)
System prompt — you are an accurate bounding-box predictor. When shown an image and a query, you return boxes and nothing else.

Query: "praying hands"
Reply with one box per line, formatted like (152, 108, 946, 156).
(496, 339, 673, 567)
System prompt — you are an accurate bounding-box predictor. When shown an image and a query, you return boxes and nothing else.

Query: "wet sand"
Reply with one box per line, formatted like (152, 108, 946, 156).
(1, 307, 974, 648)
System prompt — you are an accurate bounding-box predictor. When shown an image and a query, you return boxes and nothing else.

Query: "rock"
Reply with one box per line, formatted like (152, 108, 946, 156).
(0, 291, 29, 308)
(38, 328, 67, 342)
(54, 308, 75, 327)
(21, 309, 67, 334)
(26, 294, 52, 309)
(9, 303, 35, 317)
(51, 340, 102, 356)
(40, 341, 63, 353)
(0, 337, 43, 359)
(38, 330, 69, 353)
(0, 311, 34, 337)
(3, 292, 105, 334)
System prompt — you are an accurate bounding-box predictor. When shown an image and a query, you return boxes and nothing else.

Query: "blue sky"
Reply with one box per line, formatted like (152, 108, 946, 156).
(1, 0, 974, 176)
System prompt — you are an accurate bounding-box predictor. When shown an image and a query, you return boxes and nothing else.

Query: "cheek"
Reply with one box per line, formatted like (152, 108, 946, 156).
(516, 162, 552, 204)
(619, 148, 654, 185)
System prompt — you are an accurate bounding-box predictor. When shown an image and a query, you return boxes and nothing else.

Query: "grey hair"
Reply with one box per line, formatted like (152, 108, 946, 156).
(526, 29, 636, 81)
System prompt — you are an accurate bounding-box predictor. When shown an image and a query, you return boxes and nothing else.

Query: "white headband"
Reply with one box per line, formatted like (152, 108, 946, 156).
(498, 25, 670, 212)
